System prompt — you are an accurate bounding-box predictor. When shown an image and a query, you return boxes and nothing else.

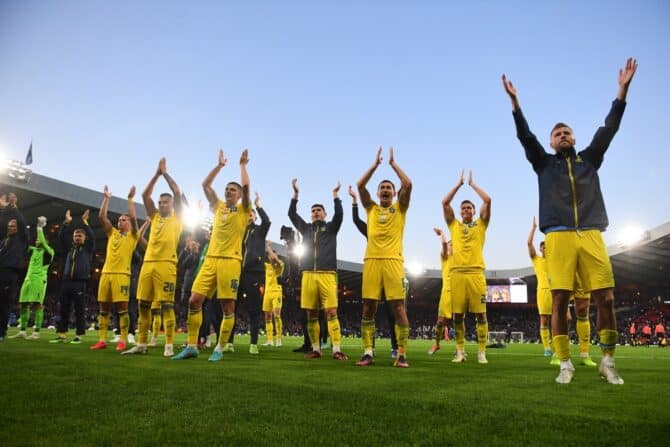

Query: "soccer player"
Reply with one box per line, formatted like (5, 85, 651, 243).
(226, 191, 271, 354)
(90, 185, 139, 352)
(262, 242, 284, 347)
(442, 170, 491, 364)
(122, 158, 183, 356)
(172, 149, 251, 361)
(502, 57, 637, 384)
(356, 146, 412, 368)
(288, 178, 348, 361)
(0, 193, 28, 341)
(428, 227, 453, 355)
(10, 216, 53, 340)
(527, 217, 553, 356)
(348, 185, 399, 359)
(51, 209, 95, 344)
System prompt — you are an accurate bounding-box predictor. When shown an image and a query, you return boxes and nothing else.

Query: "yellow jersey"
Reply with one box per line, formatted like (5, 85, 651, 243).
(447, 217, 487, 272)
(264, 260, 284, 296)
(531, 255, 549, 290)
(440, 255, 452, 290)
(207, 200, 251, 260)
(102, 228, 139, 275)
(364, 201, 406, 260)
(144, 211, 183, 263)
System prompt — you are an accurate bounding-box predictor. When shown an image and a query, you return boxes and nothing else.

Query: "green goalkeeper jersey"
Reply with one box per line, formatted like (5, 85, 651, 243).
(26, 228, 54, 278)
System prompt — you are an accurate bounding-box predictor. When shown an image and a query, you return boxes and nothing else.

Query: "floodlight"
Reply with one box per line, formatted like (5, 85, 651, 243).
(617, 226, 649, 247)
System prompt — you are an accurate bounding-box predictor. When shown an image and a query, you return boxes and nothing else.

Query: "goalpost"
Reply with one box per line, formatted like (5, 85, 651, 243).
(487, 331, 524, 343)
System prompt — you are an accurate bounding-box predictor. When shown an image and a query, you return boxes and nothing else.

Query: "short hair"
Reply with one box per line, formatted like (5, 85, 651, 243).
(159, 193, 173, 199)
(377, 179, 396, 191)
(227, 182, 242, 192)
(73, 228, 86, 235)
(460, 200, 475, 211)
(551, 122, 572, 135)
(311, 204, 325, 212)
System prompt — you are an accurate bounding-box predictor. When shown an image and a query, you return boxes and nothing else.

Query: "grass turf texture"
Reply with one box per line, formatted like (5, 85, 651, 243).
(1, 330, 668, 446)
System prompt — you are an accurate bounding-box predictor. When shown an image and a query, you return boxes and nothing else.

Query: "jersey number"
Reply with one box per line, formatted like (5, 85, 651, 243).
(163, 282, 175, 292)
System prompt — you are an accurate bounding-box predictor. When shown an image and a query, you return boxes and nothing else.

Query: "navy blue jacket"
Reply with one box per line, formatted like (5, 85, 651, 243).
(0, 206, 28, 270)
(289, 198, 342, 272)
(59, 222, 96, 281)
(242, 207, 271, 275)
(513, 99, 626, 233)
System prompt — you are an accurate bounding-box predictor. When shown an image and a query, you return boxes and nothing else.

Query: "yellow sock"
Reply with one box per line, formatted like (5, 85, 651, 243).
(98, 312, 110, 342)
(151, 310, 162, 339)
(218, 314, 235, 347)
(265, 321, 274, 343)
(395, 323, 409, 355)
(599, 329, 618, 356)
(274, 316, 282, 342)
(137, 302, 151, 344)
(476, 320, 488, 352)
(118, 311, 129, 343)
(577, 317, 591, 354)
(187, 306, 202, 346)
(454, 320, 465, 351)
(327, 316, 342, 350)
(162, 304, 175, 344)
(307, 318, 320, 350)
(540, 326, 551, 350)
(361, 319, 375, 352)
(554, 334, 570, 361)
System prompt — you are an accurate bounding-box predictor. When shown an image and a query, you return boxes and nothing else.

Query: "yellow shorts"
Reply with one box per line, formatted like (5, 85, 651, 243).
(537, 288, 552, 315)
(572, 271, 590, 300)
(362, 259, 406, 301)
(98, 273, 131, 303)
(262, 293, 283, 312)
(450, 271, 487, 314)
(191, 257, 242, 300)
(137, 261, 177, 303)
(438, 286, 452, 319)
(300, 271, 338, 310)
(545, 229, 614, 292)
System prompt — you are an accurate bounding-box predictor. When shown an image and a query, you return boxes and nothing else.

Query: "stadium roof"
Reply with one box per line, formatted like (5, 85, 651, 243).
(2, 169, 669, 298)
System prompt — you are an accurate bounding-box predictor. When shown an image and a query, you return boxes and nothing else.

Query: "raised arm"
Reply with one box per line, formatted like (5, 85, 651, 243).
(356, 146, 382, 209)
(468, 171, 491, 224)
(59, 209, 73, 250)
(389, 147, 412, 212)
(137, 220, 149, 251)
(82, 209, 95, 253)
(98, 185, 114, 234)
(617, 57, 637, 102)
(441, 171, 465, 225)
(433, 227, 448, 259)
(127, 186, 138, 235)
(240, 149, 251, 210)
(581, 58, 637, 169)
(255, 192, 271, 237)
(162, 159, 183, 215)
(349, 185, 368, 238)
(502, 74, 547, 172)
(288, 179, 307, 234)
(329, 182, 343, 233)
(36, 216, 55, 259)
(202, 150, 225, 209)
(527, 217, 538, 259)
(142, 158, 164, 217)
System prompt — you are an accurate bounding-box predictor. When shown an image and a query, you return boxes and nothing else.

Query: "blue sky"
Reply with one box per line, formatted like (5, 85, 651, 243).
(1, 1, 668, 270)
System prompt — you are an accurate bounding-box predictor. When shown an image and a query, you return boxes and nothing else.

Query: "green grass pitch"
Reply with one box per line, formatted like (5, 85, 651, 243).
(1, 330, 668, 446)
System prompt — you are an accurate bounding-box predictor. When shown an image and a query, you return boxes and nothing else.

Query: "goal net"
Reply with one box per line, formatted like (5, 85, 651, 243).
(487, 331, 524, 343)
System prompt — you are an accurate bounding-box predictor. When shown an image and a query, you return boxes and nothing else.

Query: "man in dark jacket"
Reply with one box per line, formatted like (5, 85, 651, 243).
(225, 192, 270, 354)
(288, 179, 348, 360)
(502, 57, 638, 385)
(0, 193, 28, 340)
(50, 209, 95, 344)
